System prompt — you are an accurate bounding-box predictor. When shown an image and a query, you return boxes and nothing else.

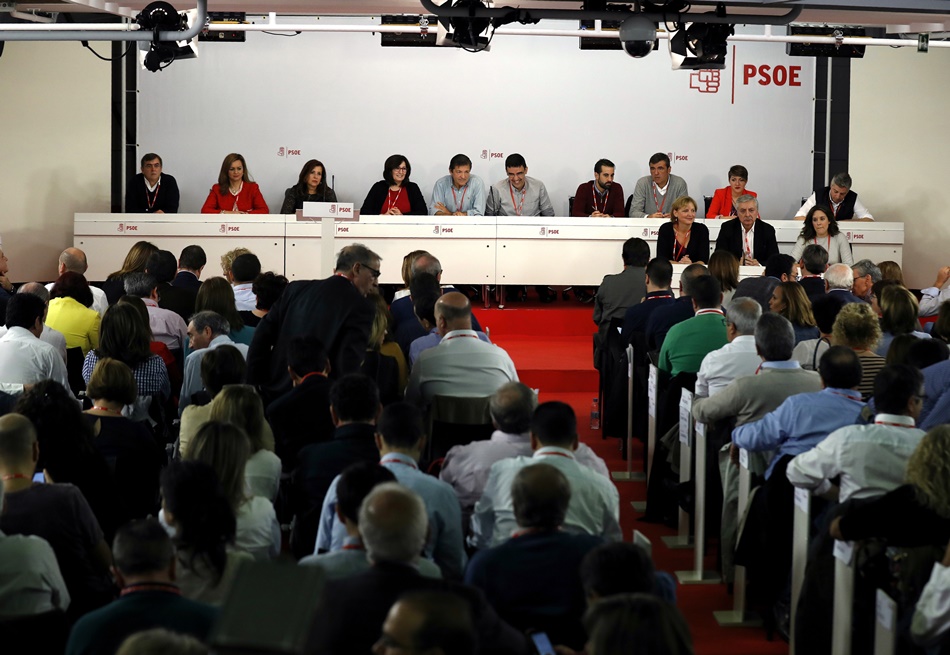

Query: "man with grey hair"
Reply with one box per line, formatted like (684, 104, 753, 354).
(713, 195, 779, 266)
(440, 382, 608, 514)
(694, 297, 763, 398)
(0, 282, 68, 362)
(795, 172, 874, 222)
(124, 271, 188, 351)
(824, 263, 865, 304)
(180, 310, 248, 415)
(248, 243, 380, 401)
(46, 247, 109, 317)
(851, 259, 882, 303)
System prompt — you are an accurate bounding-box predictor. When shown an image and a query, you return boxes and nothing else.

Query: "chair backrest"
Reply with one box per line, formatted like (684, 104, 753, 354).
(568, 195, 575, 216)
(425, 394, 493, 467)
(624, 194, 633, 216)
(0, 610, 69, 653)
(704, 195, 712, 216)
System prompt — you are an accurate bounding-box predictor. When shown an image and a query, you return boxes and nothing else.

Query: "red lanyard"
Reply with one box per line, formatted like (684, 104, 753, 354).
(695, 309, 724, 317)
(443, 333, 478, 341)
(652, 183, 668, 213)
(92, 406, 123, 415)
(1, 473, 31, 481)
(537, 450, 573, 460)
(827, 389, 860, 401)
(299, 371, 328, 383)
(645, 292, 674, 301)
(121, 583, 180, 597)
(509, 182, 526, 217)
(342, 542, 365, 551)
(146, 183, 160, 210)
(381, 456, 418, 470)
(591, 184, 609, 214)
(672, 229, 690, 260)
(451, 185, 468, 213)
(384, 187, 403, 213)
(874, 419, 915, 428)
(830, 201, 840, 218)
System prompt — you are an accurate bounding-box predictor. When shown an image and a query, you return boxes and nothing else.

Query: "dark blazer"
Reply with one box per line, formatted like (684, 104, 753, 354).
(734, 275, 781, 312)
(645, 295, 695, 351)
(656, 221, 710, 264)
(314, 562, 529, 655)
(714, 218, 779, 264)
(360, 180, 428, 216)
(800, 275, 826, 299)
(247, 275, 375, 400)
(156, 282, 196, 322)
(266, 373, 334, 466)
(171, 270, 202, 293)
(827, 288, 867, 305)
(391, 289, 483, 358)
(124, 173, 180, 214)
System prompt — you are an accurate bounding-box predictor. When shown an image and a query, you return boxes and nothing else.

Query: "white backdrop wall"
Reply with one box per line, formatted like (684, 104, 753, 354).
(139, 19, 815, 220)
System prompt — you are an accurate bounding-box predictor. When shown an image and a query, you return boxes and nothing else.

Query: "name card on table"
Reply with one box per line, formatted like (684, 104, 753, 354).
(300, 202, 355, 220)
(679, 390, 693, 446)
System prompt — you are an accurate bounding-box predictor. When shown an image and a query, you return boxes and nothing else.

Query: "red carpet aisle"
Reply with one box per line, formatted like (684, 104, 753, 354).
(481, 301, 788, 655)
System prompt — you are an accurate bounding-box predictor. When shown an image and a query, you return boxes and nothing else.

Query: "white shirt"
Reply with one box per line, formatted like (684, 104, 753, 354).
(406, 329, 519, 405)
(785, 413, 924, 502)
(179, 334, 249, 415)
(232, 282, 257, 312)
(793, 337, 830, 371)
(0, 530, 70, 619)
(694, 335, 761, 398)
(741, 222, 756, 261)
(470, 446, 621, 549)
(45, 283, 108, 318)
(0, 326, 71, 392)
(245, 449, 282, 502)
(919, 285, 950, 317)
(234, 496, 281, 560)
(0, 324, 66, 363)
(143, 298, 188, 351)
(912, 561, 950, 647)
(797, 191, 873, 220)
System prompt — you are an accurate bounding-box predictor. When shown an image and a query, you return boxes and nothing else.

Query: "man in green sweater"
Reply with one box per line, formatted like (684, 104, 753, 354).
(658, 275, 727, 376)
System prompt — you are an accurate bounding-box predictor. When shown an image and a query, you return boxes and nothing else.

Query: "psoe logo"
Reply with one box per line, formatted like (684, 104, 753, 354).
(641, 228, 649, 237)
(286, 149, 301, 156)
(689, 70, 721, 94)
(433, 225, 440, 235)
(480, 150, 489, 160)
(328, 204, 337, 215)
(125, 224, 138, 231)
(489, 152, 503, 159)
(546, 228, 559, 236)
(277, 147, 285, 157)
(337, 226, 349, 233)
(117, 223, 124, 233)
(227, 226, 240, 233)
(219, 224, 227, 233)
(441, 227, 454, 234)
(674, 154, 689, 162)
(539, 227, 546, 236)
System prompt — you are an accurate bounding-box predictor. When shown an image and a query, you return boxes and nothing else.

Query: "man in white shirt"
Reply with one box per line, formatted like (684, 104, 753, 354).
(46, 248, 109, 317)
(694, 297, 762, 398)
(123, 272, 188, 351)
(794, 172, 874, 222)
(228, 253, 261, 312)
(470, 401, 621, 549)
(918, 265, 950, 317)
(0, 294, 71, 393)
(786, 364, 925, 503)
(179, 311, 248, 415)
(0, 283, 67, 363)
(405, 292, 518, 406)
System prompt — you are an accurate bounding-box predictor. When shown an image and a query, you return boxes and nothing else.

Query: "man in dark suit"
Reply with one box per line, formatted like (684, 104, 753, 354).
(247, 243, 378, 401)
(593, 238, 649, 367)
(733, 254, 798, 312)
(799, 244, 829, 298)
(645, 263, 708, 351)
(172, 245, 205, 293)
(714, 195, 779, 266)
(145, 250, 195, 322)
(312, 481, 528, 655)
(824, 263, 866, 305)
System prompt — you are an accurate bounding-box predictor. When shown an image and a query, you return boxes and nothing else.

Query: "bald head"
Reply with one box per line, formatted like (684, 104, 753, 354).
(17, 282, 50, 304)
(359, 482, 428, 565)
(434, 291, 472, 336)
(0, 413, 38, 468)
(411, 254, 443, 281)
(512, 463, 571, 530)
(59, 248, 88, 275)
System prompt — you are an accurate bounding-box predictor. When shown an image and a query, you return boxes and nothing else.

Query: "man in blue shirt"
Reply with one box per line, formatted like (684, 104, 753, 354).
(430, 154, 487, 216)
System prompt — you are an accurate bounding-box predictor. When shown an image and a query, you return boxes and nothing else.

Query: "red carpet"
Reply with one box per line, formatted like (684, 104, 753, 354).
(485, 302, 788, 655)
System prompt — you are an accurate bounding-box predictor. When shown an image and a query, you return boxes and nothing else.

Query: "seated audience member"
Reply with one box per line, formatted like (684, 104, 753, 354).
(47, 248, 109, 317)
(64, 519, 219, 655)
(430, 154, 487, 217)
(0, 413, 113, 618)
(0, 293, 71, 391)
(360, 154, 428, 216)
(580, 542, 676, 606)
(313, 482, 527, 655)
(919, 266, 950, 318)
(208, 385, 280, 502)
(184, 421, 279, 560)
(293, 375, 381, 559)
(912, 540, 950, 649)
(795, 172, 874, 221)
(645, 263, 707, 351)
(658, 275, 727, 377)
(116, 629, 207, 655)
(363, 293, 407, 404)
(707, 164, 756, 219)
(733, 253, 797, 312)
(573, 158, 624, 218)
(0, 248, 13, 318)
(113, 279, 184, 363)
(620, 258, 675, 342)
(144, 250, 195, 322)
(160, 460, 251, 605)
(316, 402, 466, 580)
(798, 243, 829, 298)
(301, 462, 441, 580)
(876, 284, 930, 356)
(82, 303, 171, 420)
(695, 297, 762, 398)
(823, 262, 865, 304)
(46, 271, 101, 355)
(787, 364, 925, 503)
(179, 345, 249, 459)
(227, 253, 261, 313)
(239, 271, 287, 328)
(440, 382, 608, 515)
(831, 302, 885, 400)
(180, 311, 249, 415)
(471, 402, 621, 548)
(375, 591, 476, 655)
(219, 247, 251, 280)
(878, 260, 903, 285)
(907, 338, 950, 372)
(933, 302, 950, 344)
(201, 153, 269, 214)
(3, 283, 68, 363)
(792, 294, 845, 371)
(789, 205, 853, 266)
(593, 238, 649, 365)
(408, 281, 491, 368)
(103, 241, 160, 306)
(0, 478, 71, 619)
(870, 278, 899, 317)
(125, 153, 179, 214)
(16, 381, 117, 540)
(406, 292, 518, 406)
(465, 463, 603, 650)
(582, 594, 694, 655)
(708, 250, 740, 306)
(770, 281, 819, 343)
(713, 194, 778, 266)
(195, 277, 254, 349)
(115, 295, 182, 399)
(628, 153, 687, 219)
(265, 336, 334, 465)
(173, 246, 206, 293)
(656, 196, 710, 265)
(851, 258, 882, 304)
(83, 359, 164, 525)
(280, 159, 336, 214)
(885, 334, 919, 366)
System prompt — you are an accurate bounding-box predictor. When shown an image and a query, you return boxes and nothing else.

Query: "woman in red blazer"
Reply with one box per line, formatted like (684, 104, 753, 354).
(201, 152, 270, 214)
(706, 164, 757, 218)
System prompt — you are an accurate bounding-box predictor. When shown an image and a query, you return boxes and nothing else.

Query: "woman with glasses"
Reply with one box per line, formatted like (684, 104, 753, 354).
(360, 154, 428, 216)
(280, 159, 336, 214)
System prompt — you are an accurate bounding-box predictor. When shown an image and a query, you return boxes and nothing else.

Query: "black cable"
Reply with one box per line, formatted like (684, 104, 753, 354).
(262, 30, 301, 36)
(83, 41, 135, 61)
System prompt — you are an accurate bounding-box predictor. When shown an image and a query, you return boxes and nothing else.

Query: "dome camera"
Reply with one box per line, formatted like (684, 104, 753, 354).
(619, 15, 656, 58)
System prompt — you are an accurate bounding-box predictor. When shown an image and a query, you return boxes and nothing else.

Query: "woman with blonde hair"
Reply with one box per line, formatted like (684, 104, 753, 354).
(655, 196, 709, 265)
(209, 385, 280, 501)
(878, 260, 904, 286)
(362, 294, 406, 403)
(769, 281, 819, 344)
(396, 249, 429, 301)
(219, 247, 251, 279)
(876, 284, 930, 356)
(831, 302, 884, 400)
(708, 250, 740, 305)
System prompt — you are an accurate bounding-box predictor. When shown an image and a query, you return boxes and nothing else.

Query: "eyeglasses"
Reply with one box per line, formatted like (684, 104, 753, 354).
(393, 166, 408, 171)
(361, 263, 381, 279)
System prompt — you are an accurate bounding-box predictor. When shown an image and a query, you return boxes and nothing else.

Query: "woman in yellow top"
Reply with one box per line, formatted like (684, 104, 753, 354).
(46, 272, 101, 355)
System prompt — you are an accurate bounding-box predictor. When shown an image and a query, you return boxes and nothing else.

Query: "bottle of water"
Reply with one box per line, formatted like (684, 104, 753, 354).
(590, 398, 601, 430)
